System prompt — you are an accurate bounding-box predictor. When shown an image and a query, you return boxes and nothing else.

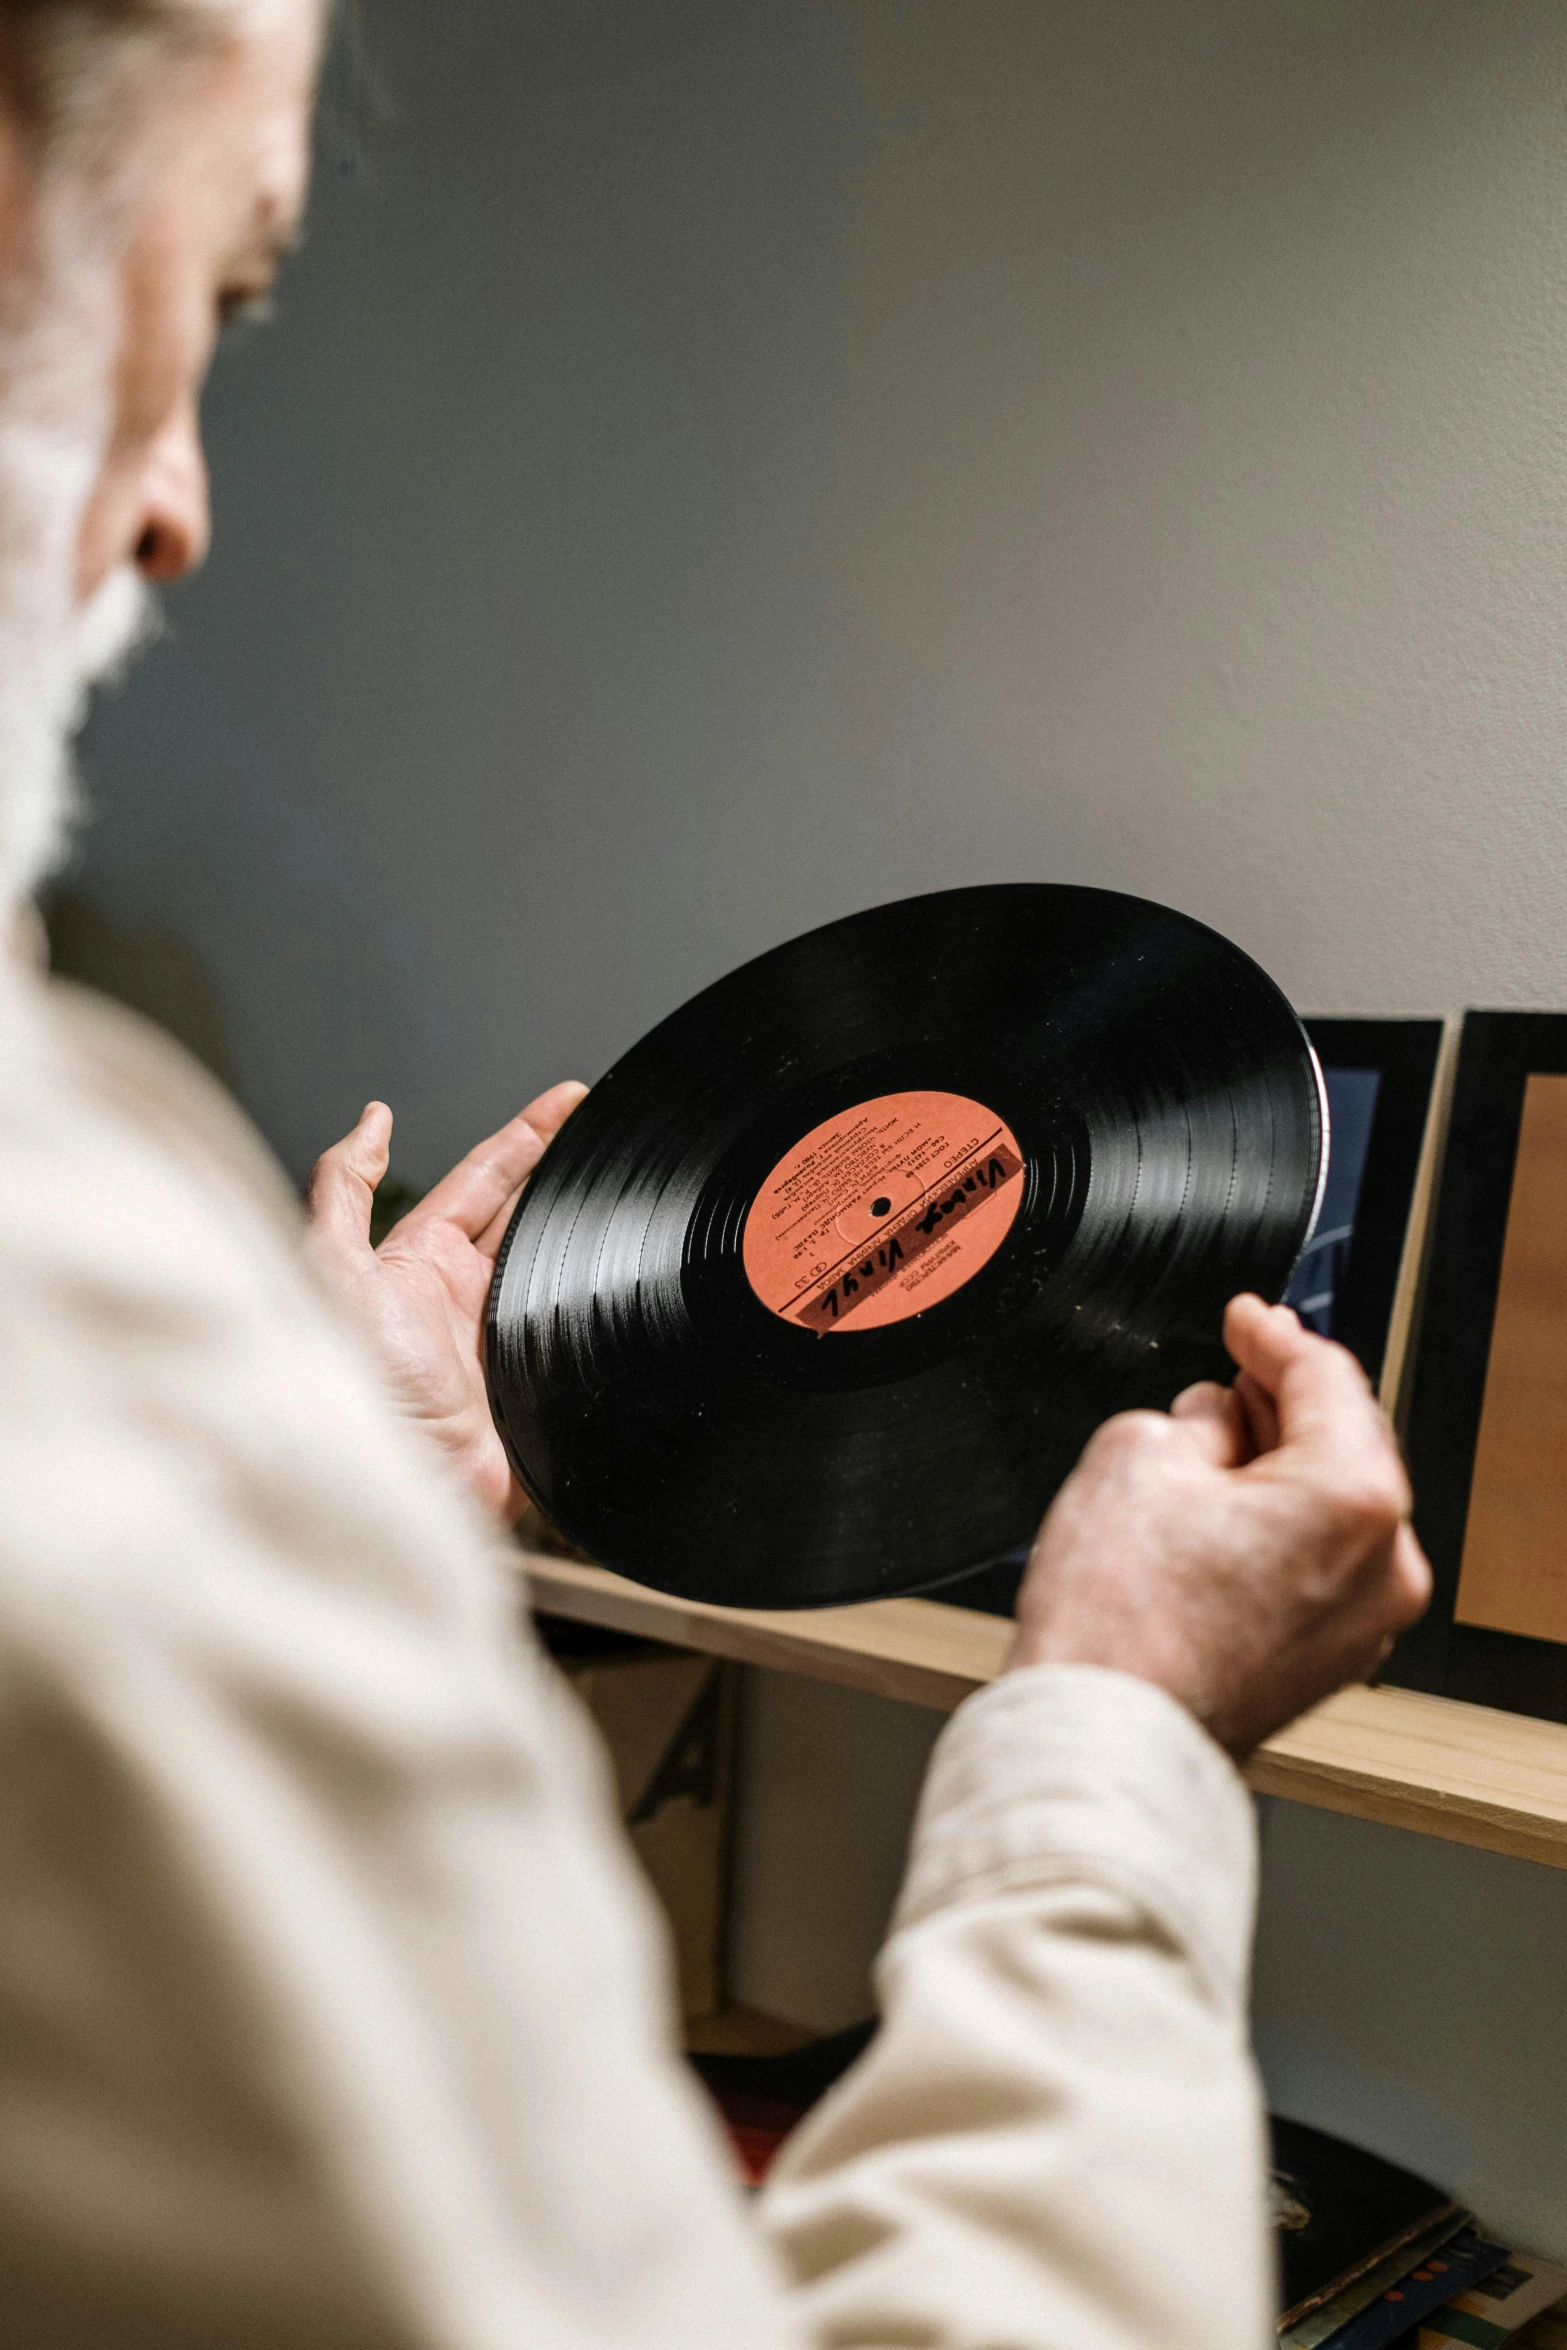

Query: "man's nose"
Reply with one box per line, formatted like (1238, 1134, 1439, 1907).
(134, 394, 211, 583)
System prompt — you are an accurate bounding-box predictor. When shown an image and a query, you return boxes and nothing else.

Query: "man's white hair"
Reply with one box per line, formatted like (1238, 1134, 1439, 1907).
(0, 0, 271, 914)
(4, 3, 270, 164)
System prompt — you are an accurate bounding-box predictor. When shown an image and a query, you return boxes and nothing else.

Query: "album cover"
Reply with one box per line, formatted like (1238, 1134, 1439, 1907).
(1418, 2248, 1567, 2349)
(1315, 2228, 1511, 2350)
(1282, 2214, 1473, 2348)
(1271, 2114, 1461, 2330)
(1289, 1019, 1444, 1401)
(1383, 1012, 1567, 1722)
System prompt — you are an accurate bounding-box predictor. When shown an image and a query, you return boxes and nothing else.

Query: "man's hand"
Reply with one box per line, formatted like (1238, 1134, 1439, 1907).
(305, 1084, 587, 1524)
(1010, 1295, 1432, 1758)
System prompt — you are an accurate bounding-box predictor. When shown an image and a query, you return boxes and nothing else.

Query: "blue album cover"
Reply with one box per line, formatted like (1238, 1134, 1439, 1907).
(1286, 1067, 1381, 1341)
(1320, 2228, 1510, 2350)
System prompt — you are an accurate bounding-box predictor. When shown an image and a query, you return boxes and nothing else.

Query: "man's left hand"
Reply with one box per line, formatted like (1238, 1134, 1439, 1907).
(305, 1084, 587, 1523)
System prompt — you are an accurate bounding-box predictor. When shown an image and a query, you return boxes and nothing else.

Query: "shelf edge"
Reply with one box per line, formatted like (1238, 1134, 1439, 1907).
(522, 1553, 1567, 1871)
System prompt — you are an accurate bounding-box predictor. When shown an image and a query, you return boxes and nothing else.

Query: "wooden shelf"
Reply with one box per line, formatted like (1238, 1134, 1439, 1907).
(524, 1551, 1567, 1874)
(524, 1551, 1013, 1709)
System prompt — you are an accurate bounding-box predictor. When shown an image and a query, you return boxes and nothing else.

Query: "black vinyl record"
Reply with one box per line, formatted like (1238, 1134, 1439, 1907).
(487, 885, 1324, 1608)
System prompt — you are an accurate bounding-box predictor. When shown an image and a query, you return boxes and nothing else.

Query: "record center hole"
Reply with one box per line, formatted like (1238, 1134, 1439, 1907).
(870, 1197, 892, 1217)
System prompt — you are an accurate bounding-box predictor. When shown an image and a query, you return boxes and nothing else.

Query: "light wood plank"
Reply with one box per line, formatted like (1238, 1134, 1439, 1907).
(1451, 1074, 1567, 1644)
(523, 1552, 1011, 1711)
(1379, 1016, 1458, 1428)
(1248, 1682, 1567, 1870)
(524, 1553, 1567, 1870)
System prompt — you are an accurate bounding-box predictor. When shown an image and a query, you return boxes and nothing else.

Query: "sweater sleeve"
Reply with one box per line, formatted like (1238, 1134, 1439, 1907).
(758, 1664, 1275, 2350)
(0, 974, 1273, 2350)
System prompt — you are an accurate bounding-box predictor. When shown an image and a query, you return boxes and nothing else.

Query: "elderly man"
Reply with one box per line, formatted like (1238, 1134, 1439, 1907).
(0, 6, 1430, 2346)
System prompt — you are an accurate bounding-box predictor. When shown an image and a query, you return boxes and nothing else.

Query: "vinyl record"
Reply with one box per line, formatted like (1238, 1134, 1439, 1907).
(486, 885, 1325, 1608)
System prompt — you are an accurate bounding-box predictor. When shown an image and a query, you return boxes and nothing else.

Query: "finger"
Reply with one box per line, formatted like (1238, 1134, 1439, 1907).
(1388, 1521, 1433, 1628)
(1224, 1294, 1381, 1457)
(306, 1101, 393, 1264)
(1169, 1380, 1248, 1468)
(469, 1083, 591, 1258)
(1226, 1298, 1416, 1545)
(1225, 1293, 1366, 1400)
(1234, 1368, 1281, 1458)
(403, 1081, 587, 1244)
(461, 1082, 590, 1260)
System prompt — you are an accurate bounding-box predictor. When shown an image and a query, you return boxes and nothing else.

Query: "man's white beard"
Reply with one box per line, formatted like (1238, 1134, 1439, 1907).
(75, 559, 157, 702)
(0, 201, 160, 921)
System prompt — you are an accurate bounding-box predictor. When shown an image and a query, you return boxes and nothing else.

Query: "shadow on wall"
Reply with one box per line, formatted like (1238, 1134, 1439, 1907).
(44, 886, 236, 1091)
(43, 884, 426, 1238)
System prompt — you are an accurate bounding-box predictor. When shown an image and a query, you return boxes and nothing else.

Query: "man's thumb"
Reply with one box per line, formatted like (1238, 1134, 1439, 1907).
(306, 1101, 393, 1266)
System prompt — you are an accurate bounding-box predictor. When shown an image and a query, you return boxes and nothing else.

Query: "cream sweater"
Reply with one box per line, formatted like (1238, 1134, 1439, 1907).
(0, 965, 1272, 2349)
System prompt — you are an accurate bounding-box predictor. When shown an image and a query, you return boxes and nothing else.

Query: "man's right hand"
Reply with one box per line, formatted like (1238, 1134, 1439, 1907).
(1009, 1294, 1432, 1758)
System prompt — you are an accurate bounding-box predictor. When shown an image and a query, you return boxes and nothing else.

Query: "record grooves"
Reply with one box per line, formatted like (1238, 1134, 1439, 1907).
(486, 885, 1324, 1608)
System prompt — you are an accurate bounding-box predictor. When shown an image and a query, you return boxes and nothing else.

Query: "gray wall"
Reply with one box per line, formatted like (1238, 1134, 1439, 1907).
(63, 0, 1567, 2261)
(71, 0, 1567, 1183)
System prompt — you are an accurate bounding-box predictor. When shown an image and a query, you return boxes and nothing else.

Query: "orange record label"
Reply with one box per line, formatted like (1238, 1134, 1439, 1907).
(741, 1090, 1024, 1333)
